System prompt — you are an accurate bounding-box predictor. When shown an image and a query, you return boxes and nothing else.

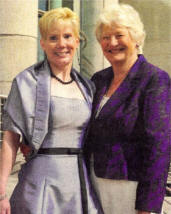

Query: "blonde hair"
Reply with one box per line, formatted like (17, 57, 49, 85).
(95, 3, 146, 54)
(39, 7, 80, 39)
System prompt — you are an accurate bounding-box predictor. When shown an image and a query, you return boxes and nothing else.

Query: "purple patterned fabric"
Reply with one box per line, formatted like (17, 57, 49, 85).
(85, 55, 171, 213)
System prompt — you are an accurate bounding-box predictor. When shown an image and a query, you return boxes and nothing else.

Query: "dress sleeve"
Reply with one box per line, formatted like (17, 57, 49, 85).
(2, 79, 24, 142)
(135, 71, 171, 213)
(3, 111, 22, 136)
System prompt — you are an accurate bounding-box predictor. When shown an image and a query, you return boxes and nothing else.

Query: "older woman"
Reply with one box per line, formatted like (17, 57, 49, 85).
(85, 3, 171, 214)
(0, 8, 102, 214)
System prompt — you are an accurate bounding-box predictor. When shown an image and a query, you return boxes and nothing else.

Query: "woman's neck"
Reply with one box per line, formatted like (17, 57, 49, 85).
(105, 55, 138, 97)
(50, 63, 72, 81)
(112, 54, 138, 81)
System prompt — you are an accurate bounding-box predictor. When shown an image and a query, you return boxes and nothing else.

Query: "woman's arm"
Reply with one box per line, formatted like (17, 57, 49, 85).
(137, 212, 150, 214)
(136, 71, 171, 213)
(0, 131, 20, 214)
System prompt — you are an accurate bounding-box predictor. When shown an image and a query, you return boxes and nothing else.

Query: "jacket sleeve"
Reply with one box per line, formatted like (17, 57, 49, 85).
(135, 70, 171, 213)
(3, 79, 23, 134)
(83, 73, 98, 173)
(3, 79, 29, 144)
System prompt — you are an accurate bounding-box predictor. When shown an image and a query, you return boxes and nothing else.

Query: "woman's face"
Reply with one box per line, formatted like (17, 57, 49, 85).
(40, 20, 79, 70)
(100, 25, 137, 67)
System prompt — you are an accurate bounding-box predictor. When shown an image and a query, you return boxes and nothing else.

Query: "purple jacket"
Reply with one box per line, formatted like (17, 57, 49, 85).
(85, 55, 171, 213)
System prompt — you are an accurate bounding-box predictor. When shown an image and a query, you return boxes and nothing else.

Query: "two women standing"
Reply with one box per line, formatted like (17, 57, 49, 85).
(0, 3, 170, 214)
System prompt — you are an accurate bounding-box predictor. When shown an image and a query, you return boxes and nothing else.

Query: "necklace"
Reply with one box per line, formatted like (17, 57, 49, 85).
(51, 72, 74, 85)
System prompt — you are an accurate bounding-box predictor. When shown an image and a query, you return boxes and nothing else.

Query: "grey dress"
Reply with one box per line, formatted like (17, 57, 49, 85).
(9, 96, 99, 214)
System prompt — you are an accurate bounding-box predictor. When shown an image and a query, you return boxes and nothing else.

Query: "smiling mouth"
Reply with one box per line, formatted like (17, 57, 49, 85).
(54, 51, 70, 57)
(108, 48, 125, 53)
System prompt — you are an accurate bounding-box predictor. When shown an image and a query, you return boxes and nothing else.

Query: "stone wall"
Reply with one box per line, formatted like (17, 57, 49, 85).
(120, 0, 171, 76)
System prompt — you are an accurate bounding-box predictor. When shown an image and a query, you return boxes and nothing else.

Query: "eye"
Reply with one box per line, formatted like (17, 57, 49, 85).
(64, 34, 72, 39)
(116, 34, 124, 38)
(102, 35, 110, 40)
(49, 35, 57, 41)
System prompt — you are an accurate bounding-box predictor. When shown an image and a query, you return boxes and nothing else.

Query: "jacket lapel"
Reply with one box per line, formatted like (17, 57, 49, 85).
(71, 69, 93, 110)
(97, 76, 134, 119)
(92, 67, 112, 118)
(95, 57, 144, 120)
(92, 85, 108, 118)
(32, 60, 51, 151)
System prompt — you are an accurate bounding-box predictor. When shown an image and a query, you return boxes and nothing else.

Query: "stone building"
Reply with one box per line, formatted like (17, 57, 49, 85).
(0, 0, 170, 96)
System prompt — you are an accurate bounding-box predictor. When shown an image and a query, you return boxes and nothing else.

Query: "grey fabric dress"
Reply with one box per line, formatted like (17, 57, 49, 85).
(9, 96, 99, 214)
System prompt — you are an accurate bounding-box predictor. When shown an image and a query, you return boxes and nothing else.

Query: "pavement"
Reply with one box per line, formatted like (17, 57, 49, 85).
(164, 171, 171, 214)
(6, 151, 171, 214)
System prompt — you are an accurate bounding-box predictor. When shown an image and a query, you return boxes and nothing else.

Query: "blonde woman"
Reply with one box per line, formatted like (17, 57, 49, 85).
(0, 8, 102, 214)
(85, 3, 171, 214)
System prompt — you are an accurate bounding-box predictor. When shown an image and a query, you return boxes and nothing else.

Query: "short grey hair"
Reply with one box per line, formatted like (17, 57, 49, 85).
(95, 3, 146, 54)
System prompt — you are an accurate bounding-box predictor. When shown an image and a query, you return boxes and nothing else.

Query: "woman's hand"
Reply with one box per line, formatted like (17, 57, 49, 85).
(0, 131, 19, 214)
(137, 211, 151, 214)
(0, 197, 10, 214)
(20, 144, 31, 160)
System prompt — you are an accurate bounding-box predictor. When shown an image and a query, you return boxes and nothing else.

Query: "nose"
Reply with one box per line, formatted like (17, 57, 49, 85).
(57, 37, 65, 47)
(110, 36, 118, 46)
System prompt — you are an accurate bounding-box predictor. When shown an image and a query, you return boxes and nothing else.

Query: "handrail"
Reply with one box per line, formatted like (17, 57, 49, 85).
(0, 95, 7, 146)
(0, 94, 7, 98)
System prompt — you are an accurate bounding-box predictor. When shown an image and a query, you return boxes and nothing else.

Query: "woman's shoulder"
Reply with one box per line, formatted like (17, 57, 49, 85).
(91, 67, 113, 88)
(92, 67, 112, 79)
(15, 60, 44, 82)
(72, 68, 96, 94)
(140, 58, 171, 86)
(9, 61, 46, 96)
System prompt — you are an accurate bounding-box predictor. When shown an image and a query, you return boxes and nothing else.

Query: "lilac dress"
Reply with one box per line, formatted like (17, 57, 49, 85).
(9, 96, 99, 214)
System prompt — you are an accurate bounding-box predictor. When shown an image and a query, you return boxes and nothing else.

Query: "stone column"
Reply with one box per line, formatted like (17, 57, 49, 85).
(0, 0, 38, 95)
(80, 0, 118, 78)
(120, 0, 171, 76)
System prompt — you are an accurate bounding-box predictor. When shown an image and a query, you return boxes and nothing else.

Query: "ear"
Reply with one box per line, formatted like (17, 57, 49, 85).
(40, 39, 46, 51)
(75, 38, 80, 49)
